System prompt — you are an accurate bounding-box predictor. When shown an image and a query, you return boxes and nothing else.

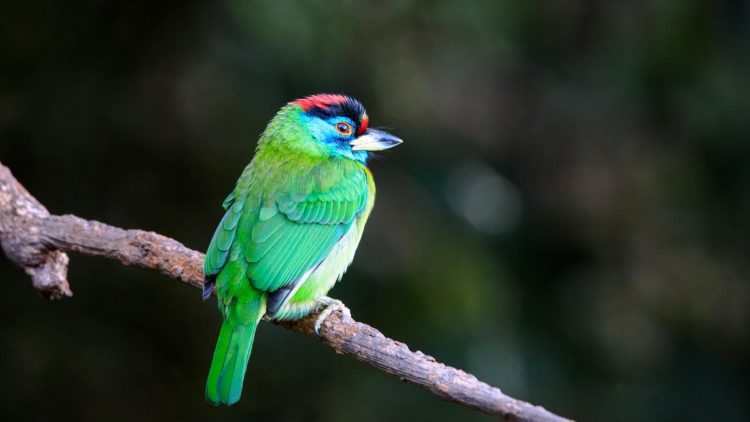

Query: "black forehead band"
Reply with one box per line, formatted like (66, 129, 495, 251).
(306, 98, 366, 124)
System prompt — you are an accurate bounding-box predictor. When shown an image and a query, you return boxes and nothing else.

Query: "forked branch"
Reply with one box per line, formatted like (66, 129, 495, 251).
(0, 162, 570, 422)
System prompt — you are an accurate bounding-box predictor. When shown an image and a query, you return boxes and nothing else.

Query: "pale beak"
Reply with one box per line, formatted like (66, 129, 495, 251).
(349, 128, 403, 151)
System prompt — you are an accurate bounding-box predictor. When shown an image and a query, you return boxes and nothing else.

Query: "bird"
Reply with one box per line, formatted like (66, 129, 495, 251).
(202, 94, 402, 405)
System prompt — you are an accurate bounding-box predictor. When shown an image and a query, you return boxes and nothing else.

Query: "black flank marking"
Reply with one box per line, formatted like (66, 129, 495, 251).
(202, 275, 216, 301)
(266, 286, 293, 317)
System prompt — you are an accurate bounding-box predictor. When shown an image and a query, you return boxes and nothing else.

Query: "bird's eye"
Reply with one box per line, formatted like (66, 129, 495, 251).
(335, 122, 353, 136)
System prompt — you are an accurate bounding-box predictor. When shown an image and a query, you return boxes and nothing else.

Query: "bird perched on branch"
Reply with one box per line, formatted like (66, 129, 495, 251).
(202, 94, 402, 405)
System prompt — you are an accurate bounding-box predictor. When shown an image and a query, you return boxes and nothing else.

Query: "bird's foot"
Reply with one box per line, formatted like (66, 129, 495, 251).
(313, 296, 351, 336)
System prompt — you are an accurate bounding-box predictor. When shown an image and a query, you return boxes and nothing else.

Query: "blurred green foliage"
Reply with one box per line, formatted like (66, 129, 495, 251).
(1, 1, 749, 421)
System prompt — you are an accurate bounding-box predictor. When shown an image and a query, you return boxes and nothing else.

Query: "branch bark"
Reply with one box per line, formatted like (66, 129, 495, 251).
(0, 162, 571, 422)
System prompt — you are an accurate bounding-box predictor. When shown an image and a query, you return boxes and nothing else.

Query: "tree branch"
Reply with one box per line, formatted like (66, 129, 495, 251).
(0, 162, 571, 422)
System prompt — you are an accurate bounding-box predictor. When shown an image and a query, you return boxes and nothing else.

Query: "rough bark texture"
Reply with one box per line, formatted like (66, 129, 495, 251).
(0, 162, 571, 422)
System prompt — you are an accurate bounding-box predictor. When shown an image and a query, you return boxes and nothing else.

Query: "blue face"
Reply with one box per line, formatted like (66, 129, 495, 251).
(306, 115, 369, 164)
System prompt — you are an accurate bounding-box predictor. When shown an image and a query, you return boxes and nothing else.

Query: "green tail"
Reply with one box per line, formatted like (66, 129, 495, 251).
(205, 293, 265, 405)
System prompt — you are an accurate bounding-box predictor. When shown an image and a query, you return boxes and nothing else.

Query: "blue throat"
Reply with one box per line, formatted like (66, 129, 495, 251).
(301, 113, 370, 164)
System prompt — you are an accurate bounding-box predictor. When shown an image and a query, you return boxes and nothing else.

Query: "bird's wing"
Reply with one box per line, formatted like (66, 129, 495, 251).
(245, 168, 369, 293)
(203, 166, 369, 300)
(204, 192, 245, 278)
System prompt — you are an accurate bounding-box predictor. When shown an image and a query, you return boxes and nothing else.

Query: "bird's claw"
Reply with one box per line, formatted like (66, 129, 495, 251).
(313, 296, 350, 336)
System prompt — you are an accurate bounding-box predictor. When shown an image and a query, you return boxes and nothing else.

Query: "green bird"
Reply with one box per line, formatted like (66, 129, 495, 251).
(202, 94, 402, 405)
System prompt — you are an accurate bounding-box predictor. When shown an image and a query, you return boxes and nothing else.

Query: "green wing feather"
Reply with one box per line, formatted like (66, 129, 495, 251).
(204, 193, 245, 277)
(203, 163, 369, 297)
(244, 168, 368, 293)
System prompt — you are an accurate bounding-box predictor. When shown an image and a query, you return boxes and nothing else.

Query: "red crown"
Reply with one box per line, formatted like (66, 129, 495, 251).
(292, 94, 349, 111)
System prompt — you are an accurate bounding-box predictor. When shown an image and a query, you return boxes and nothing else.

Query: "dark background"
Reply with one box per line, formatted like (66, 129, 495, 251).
(2, 1, 749, 421)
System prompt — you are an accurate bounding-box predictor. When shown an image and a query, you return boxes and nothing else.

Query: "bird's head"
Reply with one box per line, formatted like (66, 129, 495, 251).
(262, 94, 402, 164)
